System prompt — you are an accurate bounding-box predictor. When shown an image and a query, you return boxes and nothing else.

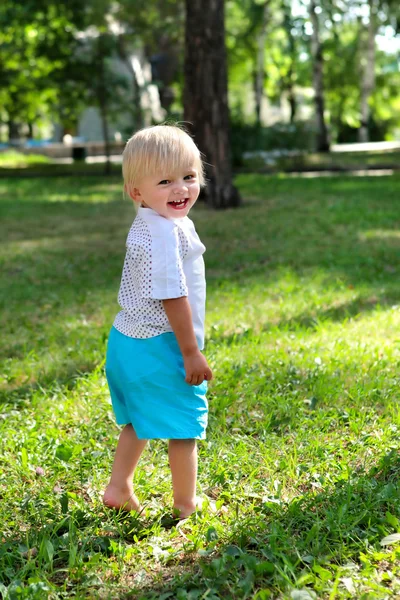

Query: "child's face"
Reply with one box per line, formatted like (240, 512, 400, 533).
(129, 166, 200, 219)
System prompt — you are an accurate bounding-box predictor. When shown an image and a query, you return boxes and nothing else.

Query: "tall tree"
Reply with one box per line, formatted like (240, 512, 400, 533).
(279, 0, 303, 123)
(253, 1, 270, 127)
(116, 0, 184, 114)
(184, 0, 241, 209)
(0, 0, 85, 142)
(358, 0, 378, 142)
(309, 0, 330, 152)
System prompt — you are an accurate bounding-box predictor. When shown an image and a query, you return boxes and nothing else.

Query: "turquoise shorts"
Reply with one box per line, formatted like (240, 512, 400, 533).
(105, 327, 208, 440)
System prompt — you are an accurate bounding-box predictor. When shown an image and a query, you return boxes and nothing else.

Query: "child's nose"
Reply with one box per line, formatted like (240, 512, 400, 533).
(173, 180, 188, 193)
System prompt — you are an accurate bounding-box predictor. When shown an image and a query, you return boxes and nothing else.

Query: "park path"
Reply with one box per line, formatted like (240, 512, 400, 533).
(331, 141, 400, 152)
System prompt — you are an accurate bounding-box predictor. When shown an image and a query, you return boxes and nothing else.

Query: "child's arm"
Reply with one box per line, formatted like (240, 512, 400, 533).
(163, 297, 213, 386)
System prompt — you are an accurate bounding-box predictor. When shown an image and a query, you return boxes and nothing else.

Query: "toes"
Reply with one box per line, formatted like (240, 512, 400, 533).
(102, 489, 141, 513)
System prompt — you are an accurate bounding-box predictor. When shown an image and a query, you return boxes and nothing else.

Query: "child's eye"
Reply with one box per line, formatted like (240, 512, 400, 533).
(158, 179, 170, 185)
(184, 174, 195, 180)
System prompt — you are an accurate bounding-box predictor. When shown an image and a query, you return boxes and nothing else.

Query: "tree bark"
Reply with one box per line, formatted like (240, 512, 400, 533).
(254, 1, 269, 127)
(359, 0, 377, 143)
(99, 100, 112, 175)
(8, 120, 20, 145)
(283, 2, 297, 123)
(184, 0, 241, 209)
(288, 80, 297, 123)
(97, 36, 111, 175)
(309, 0, 330, 152)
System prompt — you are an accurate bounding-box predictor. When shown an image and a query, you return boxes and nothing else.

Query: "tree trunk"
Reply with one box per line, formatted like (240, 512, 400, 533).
(281, 0, 297, 124)
(97, 37, 111, 176)
(359, 0, 377, 143)
(309, 0, 330, 152)
(8, 119, 20, 145)
(254, 1, 269, 127)
(99, 102, 112, 175)
(184, 0, 241, 209)
(288, 82, 297, 123)
(335, 93, 346, 143)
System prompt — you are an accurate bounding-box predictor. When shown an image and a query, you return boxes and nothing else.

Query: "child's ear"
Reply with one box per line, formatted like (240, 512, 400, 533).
(126, 184, 141, 203)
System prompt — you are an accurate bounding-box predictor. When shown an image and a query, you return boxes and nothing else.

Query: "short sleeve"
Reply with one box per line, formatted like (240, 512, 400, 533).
(138, 224, 188, 300)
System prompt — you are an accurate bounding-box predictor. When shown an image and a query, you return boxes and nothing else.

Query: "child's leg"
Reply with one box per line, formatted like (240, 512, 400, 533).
(168, 439, 198, 518)
(103, 424, 147, 512)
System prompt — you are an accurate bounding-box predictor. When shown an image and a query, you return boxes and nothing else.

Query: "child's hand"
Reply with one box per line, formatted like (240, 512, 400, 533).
(183, 351, 213, 386)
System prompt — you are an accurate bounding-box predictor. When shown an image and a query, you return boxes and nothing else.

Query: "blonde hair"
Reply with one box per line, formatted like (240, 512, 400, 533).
(122, 124, 205, 189)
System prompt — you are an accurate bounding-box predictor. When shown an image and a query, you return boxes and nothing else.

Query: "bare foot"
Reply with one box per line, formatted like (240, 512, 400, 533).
(103, 485, 142, 513)
(173, 495, 204, 519)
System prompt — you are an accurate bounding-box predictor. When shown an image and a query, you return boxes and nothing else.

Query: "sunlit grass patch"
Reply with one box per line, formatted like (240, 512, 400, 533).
(1, 173, 400, 598)
(0, 150, 51, 168)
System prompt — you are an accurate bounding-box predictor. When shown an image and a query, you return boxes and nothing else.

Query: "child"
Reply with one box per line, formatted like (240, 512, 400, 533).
(103, 124, 213, 519)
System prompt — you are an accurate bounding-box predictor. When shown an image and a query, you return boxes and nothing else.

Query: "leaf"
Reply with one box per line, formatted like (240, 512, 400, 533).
(312, 564, 332, 581)
(20, 447, 28, 469)
(238, 570, 255, 594)
(380, 483, 396, 500)
(206, 527, 218, 542)
(380, 533, 400, 546)
(55, 443, 73, 462)
(386, 512, 399, 529)
(254, 591, 272, 600)
(224, 545, 241, 557)
(60, 493, 69, 515)
(44, 539, 54, 563)
(69, 543, 78, 568)
(255, 561, 275, 575)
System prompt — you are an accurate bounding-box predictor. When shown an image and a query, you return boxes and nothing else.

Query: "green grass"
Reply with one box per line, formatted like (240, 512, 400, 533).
(0, 158, 121, 177)
(0, 148, 398, 178)
(0, 151, 51, 168)
(1, 173, 400, 599)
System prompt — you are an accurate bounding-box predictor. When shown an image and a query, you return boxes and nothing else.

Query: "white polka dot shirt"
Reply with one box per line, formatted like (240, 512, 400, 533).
(113, 207, 206, 349)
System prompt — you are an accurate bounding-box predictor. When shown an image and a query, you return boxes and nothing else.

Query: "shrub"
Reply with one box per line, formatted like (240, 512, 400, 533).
(230, 121, 317, 167)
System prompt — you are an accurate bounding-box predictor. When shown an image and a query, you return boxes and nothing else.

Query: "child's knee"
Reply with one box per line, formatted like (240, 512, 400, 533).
(169, 438, 196, 449)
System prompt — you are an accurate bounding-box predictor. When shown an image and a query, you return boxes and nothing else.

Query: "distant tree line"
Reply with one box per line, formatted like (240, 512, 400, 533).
(0, 0, 399, 205)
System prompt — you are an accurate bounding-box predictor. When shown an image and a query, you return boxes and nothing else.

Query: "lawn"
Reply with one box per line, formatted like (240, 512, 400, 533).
(241, 150, 400, 173)
(1, 148, 399, 178)
(0, 151, 52, 169)
(1, 173, 400, 599)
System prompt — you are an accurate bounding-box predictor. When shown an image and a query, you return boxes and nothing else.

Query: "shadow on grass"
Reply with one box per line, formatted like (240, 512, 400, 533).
(2, 175, 400, 418)
(2, 442, 398, 598)
(209, 290, 400, 347)
(2, 182, 400, 411)
(0, 358, 103, 406)
(121, 450, 400, 599)
(2, 451, 398, 597)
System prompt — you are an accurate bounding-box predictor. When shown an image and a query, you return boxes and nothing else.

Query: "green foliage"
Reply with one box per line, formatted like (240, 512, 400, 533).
(322, 9, 400, 143)
(226, 0, 400, 142)
(1, 173, 400, 597)
(230, 120, 316, 167)
(115, 0, 184, 53)
(0, 0, 399, 144)
(0, 1, 86, 139)
(226, 0, 310, 120)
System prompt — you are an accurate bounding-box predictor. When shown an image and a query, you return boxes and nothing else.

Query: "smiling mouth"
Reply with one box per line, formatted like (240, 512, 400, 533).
(168, 198, 189, 209)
